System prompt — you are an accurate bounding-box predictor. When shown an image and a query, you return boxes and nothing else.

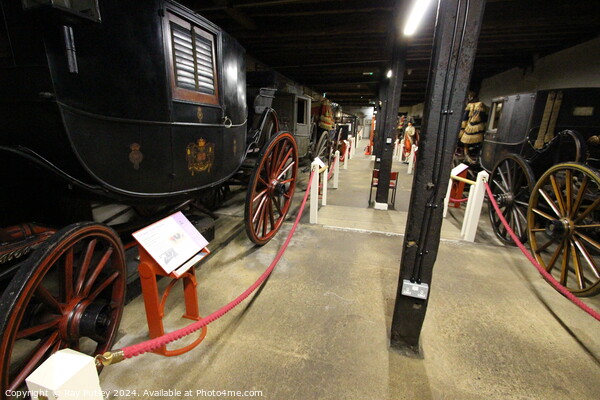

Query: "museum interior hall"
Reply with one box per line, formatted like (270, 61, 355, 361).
(0, 1, 599, 399)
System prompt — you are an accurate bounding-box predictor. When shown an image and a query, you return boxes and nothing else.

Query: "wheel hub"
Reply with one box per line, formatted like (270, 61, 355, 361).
(496, 193, 514, 206)
(60, 298, 111, 341)
(545, 218, 573, 240)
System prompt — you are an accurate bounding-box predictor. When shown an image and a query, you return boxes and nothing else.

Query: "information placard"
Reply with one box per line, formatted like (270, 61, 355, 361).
(132, 212, 209, 275)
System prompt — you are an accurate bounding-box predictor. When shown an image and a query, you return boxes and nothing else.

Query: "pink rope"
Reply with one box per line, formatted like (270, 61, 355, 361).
(122, 172, 315, 358)
(484, 182, 600, 322)
(449, 197, 468, 203)
(327, 157, 337, 180)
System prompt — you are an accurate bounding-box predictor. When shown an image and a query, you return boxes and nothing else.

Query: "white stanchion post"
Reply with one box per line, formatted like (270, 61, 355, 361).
(347, 136, 353, 159)
(26, 349, 104, 400)
(321, 167, 328, 206)
(461, 170, 489, 242)
(310, 160, 319, 224)
(398, 138, 405, 162)
(343, 140, 349, 170)
(407, 145, 417, 174)
(333, 150, 340, 189)
(393, 139, 399, 160)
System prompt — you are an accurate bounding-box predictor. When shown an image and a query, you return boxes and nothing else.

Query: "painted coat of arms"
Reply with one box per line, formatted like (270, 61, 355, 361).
(186, 138, 214, 175)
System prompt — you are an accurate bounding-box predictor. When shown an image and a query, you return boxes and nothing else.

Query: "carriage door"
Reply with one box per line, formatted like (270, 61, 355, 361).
(295, 95, 311, 157)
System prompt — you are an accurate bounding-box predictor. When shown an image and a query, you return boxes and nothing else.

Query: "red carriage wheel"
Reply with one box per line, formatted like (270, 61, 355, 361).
(245, 132, 298, 245)
(0, 223, 126, 397)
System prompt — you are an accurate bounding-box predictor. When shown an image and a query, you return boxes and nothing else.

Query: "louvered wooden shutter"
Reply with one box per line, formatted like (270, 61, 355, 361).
(168, 12, 219, 105)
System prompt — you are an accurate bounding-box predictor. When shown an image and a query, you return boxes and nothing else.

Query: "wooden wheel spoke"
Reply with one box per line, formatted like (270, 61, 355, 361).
(570, 175, 589, 218)
(492, 179, 509, 194)
(560, 241, 569, 286)
(269, 141, 285, 176)
(565, 170, 572, 213)
(273, 195, 283, 216)
(252, 196, 268, 223)
(532, 207, 556, 222)
(575, 231, 600, 252)
(9, 331, 60, 392)
(277, 160, 296, 180)
(16, 317, 61, 340)
(82, 247, 114, 297)
(549, 174, 566, 216)
(530, 228, 546, 232)
(88, 271, 119, 302)
(35, 284, 63, 314)
(62, 247, 74, 302)
(575, 224, 600, 229)
(536, 236, 556, 253)
(258, 176, 269, 187)
(514, 200, 529, 207)
(503, 162, 512, 189)
(572, 236, 600, 279)
(545, 241, 564, 272)
(569, 240, 585, 290)
(512, 208, 523, 238)
(538, 188, 561, 217)
(75, 239, 98, 295)
(274, 147, 294, 177)
(574, 197, 600, 224)
(252, 188, 268, 203)
(267, 197, 276, 230)
(497, 167, 510, 194)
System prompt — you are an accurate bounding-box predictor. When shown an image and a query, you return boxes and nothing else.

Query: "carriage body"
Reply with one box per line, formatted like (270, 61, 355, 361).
(0, 0, 249, 227)
(481, 88, 600, 173)
(482, 87, 600, 296)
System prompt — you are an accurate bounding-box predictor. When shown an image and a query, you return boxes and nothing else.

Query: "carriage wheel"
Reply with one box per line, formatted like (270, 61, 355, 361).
(527, 163, 600, 297)
(0, 223, 125, 395)
(314, 131, 330, 164)
(245, 132, 298, 245)
(488, 154, 535, 245)
(255, 110, 279, 152)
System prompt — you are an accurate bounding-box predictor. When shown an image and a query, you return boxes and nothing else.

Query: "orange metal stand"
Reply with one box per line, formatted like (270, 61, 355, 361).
(449, 169, 468, 208)
(137, 246, 209, 356)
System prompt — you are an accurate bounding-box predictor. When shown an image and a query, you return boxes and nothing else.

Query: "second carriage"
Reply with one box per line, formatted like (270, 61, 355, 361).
(481, 88, 600, 296)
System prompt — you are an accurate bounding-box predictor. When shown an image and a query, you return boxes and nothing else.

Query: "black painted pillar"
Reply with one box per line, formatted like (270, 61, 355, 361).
(390, 0, 486, 352)
(373, 80, 389, 159)
(375, 42, 407, 206)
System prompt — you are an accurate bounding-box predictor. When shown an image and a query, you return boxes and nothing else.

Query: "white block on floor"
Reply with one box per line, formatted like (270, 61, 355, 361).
(374, 202, 389, 210)
(26, 349, 104, 400)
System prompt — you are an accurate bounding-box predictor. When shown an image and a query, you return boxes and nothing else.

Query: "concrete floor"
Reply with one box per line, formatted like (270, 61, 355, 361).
(100, 139, 600, 399)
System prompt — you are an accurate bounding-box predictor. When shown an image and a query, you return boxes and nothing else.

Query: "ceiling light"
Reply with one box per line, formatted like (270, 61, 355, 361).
(404, 0, 433, 36)
(362, 72, 374, 76)
(386, 69, 392, 78)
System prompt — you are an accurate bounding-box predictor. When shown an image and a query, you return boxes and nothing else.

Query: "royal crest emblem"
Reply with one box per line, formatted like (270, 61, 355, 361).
(197, 107, 204, 122)
(129, 142, 143, 170)
(186, 138, 214, 176)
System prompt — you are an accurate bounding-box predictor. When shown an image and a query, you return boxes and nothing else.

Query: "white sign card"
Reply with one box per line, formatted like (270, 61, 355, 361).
(132, 212, 209, 275)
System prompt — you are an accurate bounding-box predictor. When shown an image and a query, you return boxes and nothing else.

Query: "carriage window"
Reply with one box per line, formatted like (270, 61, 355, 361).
(297, 98, 307, 124)
(168, 12, 219, 105)
(22, 0, 101, 21)
(572, 106, 594, 117)
(488, 101, 503, 131)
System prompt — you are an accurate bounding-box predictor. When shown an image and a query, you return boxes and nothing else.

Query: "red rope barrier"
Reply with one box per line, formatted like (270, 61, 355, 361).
(327, 157, 337, 180)
(121, 172, 316, 358)
(449, 197, 468, 203)
(484, 182, 600, 322)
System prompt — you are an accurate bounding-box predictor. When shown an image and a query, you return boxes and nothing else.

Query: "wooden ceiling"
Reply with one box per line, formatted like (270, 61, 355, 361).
(179, 0, 600, 107)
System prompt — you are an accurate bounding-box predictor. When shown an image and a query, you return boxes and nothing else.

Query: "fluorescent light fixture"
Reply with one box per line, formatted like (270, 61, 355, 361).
(404, 0, 433, 36)
(386, 69, 392, 78)
(362, 72, 374, 75)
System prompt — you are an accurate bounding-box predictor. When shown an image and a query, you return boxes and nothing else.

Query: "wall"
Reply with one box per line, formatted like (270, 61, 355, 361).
(479, 37, 600, 106)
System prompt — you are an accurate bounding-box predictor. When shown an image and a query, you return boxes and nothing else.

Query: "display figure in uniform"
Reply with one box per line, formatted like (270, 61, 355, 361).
(458, 94, 488, 164)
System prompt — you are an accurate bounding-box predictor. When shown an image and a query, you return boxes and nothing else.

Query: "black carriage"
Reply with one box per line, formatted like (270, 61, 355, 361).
(482, 88, 600, 296)
(0, 0, 299, 395)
